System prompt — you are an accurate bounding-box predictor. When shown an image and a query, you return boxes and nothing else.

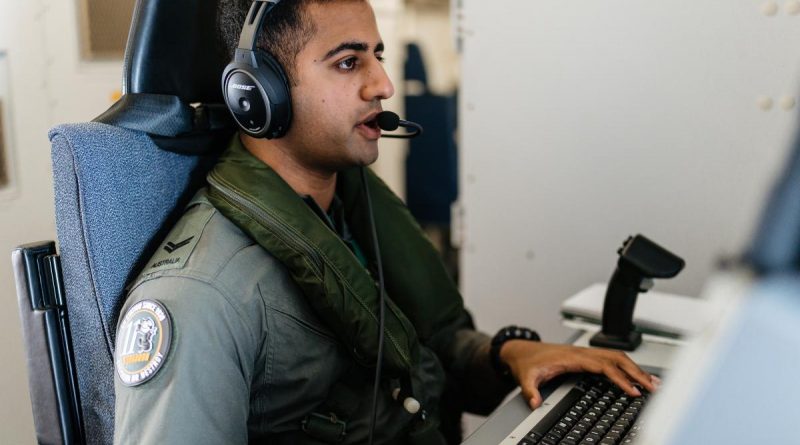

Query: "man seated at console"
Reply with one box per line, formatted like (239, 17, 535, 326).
(113, 1, 658, 444)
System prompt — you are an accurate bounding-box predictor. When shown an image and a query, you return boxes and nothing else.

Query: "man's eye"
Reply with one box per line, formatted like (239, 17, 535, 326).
(337, 57, 357, 71)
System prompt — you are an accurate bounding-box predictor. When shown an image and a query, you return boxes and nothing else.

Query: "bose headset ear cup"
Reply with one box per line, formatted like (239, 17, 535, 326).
(222, 49, 292, 139)
(221, 0, 293, 139)
(257, 49, 293, 138)
(223, 63, 271, 137)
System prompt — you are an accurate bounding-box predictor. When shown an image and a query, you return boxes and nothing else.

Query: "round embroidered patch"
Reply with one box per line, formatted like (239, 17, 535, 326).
(115, 299, 172, 387)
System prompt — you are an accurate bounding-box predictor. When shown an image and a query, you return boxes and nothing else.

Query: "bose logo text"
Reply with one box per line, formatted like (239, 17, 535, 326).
(231, 83, 256, 91)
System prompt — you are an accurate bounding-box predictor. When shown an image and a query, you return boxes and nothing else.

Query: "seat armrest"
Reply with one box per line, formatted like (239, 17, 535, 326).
(13, 241, 84, 445)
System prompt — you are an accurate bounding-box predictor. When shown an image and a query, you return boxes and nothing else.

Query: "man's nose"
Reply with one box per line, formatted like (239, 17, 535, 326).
(361, 61, 395, 102)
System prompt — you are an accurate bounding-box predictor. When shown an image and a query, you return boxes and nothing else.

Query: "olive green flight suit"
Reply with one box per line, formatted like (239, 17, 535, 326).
(113, 191, 501, 444)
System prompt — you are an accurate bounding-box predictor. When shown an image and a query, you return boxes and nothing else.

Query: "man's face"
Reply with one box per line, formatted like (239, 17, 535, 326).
(283, 1, 394, 173)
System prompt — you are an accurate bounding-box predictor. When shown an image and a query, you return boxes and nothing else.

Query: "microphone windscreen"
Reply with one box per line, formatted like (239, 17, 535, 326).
(376, 111, 400, 131)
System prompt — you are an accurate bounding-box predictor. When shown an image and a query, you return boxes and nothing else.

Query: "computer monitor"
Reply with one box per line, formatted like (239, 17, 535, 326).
(639, 135, 800, 443)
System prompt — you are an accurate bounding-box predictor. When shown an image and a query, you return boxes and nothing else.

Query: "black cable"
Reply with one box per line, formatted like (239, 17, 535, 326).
(361, 166, 386, 445)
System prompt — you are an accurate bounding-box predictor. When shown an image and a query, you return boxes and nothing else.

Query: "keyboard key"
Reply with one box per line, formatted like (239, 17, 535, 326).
(613, 420, 631, 430)
(546, 432, 563, 441)
(517, 439, 537, 445)
(574, 423, 590, 435)
(608, 427, 625, 436)
(550, 427, 567, 438)
(586, 432, 602, 442)
(527, 432, 544, 441)
(556, 421, 571, 430)
(598, 416, 615, 425)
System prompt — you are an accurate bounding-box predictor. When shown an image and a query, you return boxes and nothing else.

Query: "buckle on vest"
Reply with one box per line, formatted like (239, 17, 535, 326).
(301, 412, 347, 443)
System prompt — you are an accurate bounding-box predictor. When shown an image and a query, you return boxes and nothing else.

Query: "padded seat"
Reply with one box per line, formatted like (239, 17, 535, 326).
(48, 122, 210, 443)
(13, 0, 234, 443)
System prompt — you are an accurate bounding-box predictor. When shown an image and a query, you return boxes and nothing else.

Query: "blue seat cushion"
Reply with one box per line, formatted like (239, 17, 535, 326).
(49, 122, 206, 444)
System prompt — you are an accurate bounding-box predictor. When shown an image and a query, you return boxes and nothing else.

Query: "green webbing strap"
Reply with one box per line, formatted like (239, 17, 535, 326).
(206, 139, 423, 375)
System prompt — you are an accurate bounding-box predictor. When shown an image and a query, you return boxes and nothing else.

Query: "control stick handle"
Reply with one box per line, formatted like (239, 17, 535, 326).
(589, 234, 685, 351)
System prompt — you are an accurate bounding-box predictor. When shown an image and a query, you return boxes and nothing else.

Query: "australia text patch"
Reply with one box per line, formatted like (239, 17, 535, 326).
(143, 204, 214, 275)
(115, 299, 172, 387)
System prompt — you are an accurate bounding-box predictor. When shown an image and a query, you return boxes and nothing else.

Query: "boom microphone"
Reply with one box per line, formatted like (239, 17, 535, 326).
(376, 111, 423, 139)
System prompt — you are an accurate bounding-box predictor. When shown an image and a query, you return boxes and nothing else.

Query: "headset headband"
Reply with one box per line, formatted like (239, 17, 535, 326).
(238, 0, 281, 53)
(222, 0, 291, 139)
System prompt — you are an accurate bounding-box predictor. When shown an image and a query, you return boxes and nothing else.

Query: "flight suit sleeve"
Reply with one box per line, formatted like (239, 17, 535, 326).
(113, 275, 262, 445)
(432, 311, 516, 415)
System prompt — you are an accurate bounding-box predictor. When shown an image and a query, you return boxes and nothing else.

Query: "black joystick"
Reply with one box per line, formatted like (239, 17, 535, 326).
(589, 234, 685, 351)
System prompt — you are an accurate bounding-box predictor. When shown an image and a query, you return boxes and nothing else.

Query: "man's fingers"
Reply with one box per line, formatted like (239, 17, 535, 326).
(519, 376, 544, 410)
(615, 357, 656, 392)
(651, 375, 662, 389)
(601, 365, 641, 397)
(527, 386, 543, 410)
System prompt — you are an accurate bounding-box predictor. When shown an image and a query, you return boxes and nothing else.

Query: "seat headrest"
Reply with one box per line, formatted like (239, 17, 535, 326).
(124, 0, 226, 103)
(95, 0, 235, 154)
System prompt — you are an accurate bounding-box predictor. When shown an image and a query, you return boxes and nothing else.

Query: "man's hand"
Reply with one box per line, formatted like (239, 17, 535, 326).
(499, 340, 660, 410)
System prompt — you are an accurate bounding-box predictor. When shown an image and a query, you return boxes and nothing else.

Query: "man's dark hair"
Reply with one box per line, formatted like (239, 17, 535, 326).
(217, 0, 354, 86)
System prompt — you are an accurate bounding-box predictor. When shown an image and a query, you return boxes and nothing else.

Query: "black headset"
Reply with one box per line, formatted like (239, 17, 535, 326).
(221, 0, 292, 139)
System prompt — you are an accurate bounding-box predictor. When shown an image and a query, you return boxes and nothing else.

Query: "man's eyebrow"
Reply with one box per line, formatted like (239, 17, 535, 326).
(321, 41, 385, 61)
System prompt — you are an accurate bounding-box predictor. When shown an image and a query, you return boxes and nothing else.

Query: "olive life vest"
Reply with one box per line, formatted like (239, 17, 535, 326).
(206, 137, 468, 443)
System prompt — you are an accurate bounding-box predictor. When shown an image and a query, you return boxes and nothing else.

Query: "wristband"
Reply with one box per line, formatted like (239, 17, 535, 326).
(490, 325, 541, 381)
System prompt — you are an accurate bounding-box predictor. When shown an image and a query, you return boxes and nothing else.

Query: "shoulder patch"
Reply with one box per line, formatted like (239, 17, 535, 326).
(144, 204, 215, 274)
(115, 299, 173, 387)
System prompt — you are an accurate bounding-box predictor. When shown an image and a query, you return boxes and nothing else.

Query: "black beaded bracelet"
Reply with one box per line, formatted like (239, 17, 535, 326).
(490, 325, 541, 381)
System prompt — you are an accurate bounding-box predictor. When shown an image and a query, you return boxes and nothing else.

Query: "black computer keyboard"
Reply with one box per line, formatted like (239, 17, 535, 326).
(517, 375, 649, 445)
